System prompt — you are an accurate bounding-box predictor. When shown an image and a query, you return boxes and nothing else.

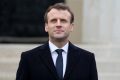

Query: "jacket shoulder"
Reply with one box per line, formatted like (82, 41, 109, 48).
(21, 43, 49, 56)
(72, 44, 94, 56)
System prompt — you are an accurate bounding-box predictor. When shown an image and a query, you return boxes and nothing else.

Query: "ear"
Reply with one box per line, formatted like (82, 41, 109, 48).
(45, 23, 48, 32)
(70, 23, 74, 32)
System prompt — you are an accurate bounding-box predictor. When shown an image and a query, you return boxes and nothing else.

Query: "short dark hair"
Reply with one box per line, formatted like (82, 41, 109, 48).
(44, 3, 74, 23)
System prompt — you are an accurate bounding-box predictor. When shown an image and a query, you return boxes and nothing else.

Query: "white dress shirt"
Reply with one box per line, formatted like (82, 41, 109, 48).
(49, 41, 68, 77)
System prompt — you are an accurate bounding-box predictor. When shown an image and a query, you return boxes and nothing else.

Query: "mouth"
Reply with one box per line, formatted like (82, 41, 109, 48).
(55, 29, 64, 32)
(54, 30, 64, 33)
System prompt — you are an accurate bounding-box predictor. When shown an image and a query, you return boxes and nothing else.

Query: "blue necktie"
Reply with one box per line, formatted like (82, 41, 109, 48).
(56, 49, 64, 80)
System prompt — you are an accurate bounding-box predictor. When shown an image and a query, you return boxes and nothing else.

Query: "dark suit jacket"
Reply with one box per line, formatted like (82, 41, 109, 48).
(16, 42, 98, 80)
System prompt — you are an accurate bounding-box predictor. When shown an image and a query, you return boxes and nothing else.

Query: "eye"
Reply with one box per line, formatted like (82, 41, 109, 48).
(50, 19, 57, 23)
(61, 19, 67, 23)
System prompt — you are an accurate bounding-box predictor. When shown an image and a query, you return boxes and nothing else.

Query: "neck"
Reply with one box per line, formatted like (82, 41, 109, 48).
(49, 38, 68, 48)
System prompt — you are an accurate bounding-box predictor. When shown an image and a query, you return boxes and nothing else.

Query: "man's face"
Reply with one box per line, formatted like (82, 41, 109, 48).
(45, 9, 73, 41)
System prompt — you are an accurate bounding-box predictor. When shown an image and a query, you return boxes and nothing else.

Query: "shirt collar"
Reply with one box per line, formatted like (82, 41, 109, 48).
(49, 41, 69, 53)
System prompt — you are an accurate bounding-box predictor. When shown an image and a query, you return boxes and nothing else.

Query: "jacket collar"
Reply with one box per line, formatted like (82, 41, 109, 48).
(38, 42, 80, 80)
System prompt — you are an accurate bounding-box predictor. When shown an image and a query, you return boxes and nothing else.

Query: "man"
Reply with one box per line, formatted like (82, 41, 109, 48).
(16, 3, 98, 80)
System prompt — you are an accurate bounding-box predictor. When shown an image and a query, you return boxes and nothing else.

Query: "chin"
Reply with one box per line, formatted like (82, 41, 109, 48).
(54, 36, 68, 40)
(54, 35, 65, 38)
(52, 34, 68, 40)
(55, 37, 64, 40)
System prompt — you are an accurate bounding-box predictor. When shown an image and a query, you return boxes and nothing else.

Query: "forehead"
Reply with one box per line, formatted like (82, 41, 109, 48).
(47, 9, 71, 19)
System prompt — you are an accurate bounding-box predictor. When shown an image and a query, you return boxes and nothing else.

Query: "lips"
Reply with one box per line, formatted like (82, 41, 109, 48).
(54, 30, 64, 33)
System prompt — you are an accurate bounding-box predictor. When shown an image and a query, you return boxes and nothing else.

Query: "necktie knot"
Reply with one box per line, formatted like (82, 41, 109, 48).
(55, 49, 64, 54)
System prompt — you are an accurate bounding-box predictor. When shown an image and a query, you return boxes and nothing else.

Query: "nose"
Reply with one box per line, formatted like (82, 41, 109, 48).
(56, 20, 62, 28)
(56, 19, 61, 26)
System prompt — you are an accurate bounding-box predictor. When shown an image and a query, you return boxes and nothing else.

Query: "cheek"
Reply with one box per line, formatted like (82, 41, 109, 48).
(45, 26, 54, 34)
(66, 26, 73, 32)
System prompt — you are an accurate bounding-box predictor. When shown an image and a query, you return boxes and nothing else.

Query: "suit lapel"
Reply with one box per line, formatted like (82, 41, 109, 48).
(38, 42, 59, 80)
(64, 42, 80, 80)
(38, 42, 80, 80)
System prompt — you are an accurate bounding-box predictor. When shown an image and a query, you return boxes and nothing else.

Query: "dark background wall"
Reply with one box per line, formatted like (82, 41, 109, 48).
(0, 0, 65, 43)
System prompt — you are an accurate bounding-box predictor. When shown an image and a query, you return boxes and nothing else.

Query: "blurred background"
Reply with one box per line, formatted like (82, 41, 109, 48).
(0, 0, 120, 80)
(0, 0, 64, 43)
